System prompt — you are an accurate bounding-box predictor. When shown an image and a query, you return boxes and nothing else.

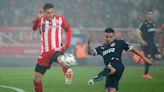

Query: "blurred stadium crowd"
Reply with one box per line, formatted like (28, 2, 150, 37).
(0, 0, 164, 28)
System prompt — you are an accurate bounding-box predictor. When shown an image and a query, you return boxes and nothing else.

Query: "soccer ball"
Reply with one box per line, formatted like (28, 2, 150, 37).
(88, 79, 95, 85)
(60, 54, 76, 67)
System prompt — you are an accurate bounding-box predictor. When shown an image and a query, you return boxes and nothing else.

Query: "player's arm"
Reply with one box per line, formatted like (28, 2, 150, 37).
(130, 47, 152, 64)
(32, 9, 43, 31)
(136, 30, 147, 46)
(87, 36, 97, 56)
(62, 16, 72, 52)
(136, 23, 148, 46)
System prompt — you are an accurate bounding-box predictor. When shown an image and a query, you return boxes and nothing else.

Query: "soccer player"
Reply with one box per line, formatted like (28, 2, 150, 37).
(87, 28, 152, 92)
(32, 3, 73, 92)
(136, 9, 161, 79)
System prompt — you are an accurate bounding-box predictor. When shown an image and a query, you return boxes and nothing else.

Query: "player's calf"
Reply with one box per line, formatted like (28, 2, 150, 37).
(65, 68, 73, 84)
(33, 73, 43, 92)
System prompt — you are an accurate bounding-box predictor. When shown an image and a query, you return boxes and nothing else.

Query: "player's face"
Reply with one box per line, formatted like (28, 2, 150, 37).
(104, 32, 115, 44)
(44, 8, 55, 20)
(146, 11, 154, 21)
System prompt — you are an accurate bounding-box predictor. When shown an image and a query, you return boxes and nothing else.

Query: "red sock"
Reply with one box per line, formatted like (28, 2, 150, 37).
(67, 69, 73, 79)
(61, 65, 67, 75)
(34, 80, 43, 92)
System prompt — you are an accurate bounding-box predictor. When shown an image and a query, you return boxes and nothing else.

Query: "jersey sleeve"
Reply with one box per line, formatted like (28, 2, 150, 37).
(94, 45, 103, 55)
(32, 18, 41, 31)
(136, 22, 147, 33)
(61, 16, 72, 49)
(61, 16, 70, 30)
(120, 40, 133, 51)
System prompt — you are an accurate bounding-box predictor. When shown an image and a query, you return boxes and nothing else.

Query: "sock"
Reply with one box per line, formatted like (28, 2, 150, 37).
(61, 65, 67, 75)
(67, 69, 73, 80)
(61, 65, 73, 84)
(34, 80, 42, 92)
(65, 68, 73, 84)
(144, 62, 150, 74)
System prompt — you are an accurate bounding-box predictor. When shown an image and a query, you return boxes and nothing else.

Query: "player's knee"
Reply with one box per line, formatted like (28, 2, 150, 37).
(155, 54, 161, 60)
(33, 77, 41, 84)
(109, 88, 116, 92)
(33, 73, 42, 84)
(106, 88, 116, 92)
(51, 51, 63, 63)
(107, 65, 116, 74)
(111, 68, 116, 74)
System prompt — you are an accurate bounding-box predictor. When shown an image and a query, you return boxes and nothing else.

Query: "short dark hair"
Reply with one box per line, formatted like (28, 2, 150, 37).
(43, 3, 54, 11)
(104, 28, 115, 33)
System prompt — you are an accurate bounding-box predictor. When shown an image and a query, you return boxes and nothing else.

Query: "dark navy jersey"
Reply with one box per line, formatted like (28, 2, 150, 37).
(137, 20, 156, 44)
(94, 39, 133, 66)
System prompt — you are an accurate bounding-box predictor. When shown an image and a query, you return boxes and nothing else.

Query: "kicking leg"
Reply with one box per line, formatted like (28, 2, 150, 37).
(56, 53, 73, 84)
(61, 65, 73, 84)
(88, 64, 116, 85)
(51, 51, 75, 84)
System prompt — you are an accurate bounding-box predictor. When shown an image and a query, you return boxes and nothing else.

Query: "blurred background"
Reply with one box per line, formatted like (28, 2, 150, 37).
(0, 0, 163, 67)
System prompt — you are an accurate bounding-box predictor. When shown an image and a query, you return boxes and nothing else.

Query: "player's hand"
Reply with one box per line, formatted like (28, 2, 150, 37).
(141, 40, 147, 46)
(37, 9, 44, 19)
(143, 57, 152, 65)
(88, 36, 93, 43)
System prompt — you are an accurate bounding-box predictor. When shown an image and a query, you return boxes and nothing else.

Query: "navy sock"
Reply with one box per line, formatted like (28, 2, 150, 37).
(144, 63, 150, 74)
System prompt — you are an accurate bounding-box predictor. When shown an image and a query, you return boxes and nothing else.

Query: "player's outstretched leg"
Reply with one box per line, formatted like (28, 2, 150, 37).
(61, 65, 73, 84)
(57, 54, 75, 84)
(88, 68, 110, 85)
(88, 64, 116, 85)
(65, 68, 73, 84)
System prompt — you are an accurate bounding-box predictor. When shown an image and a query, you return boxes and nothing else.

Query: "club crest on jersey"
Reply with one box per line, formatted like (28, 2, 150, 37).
(101, 46, 105, 49)
(56, 20, 59, 24)
(110, 43, 115, 47)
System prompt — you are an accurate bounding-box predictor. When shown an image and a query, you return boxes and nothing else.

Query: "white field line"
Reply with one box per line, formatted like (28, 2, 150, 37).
(0, 85, 25, 92)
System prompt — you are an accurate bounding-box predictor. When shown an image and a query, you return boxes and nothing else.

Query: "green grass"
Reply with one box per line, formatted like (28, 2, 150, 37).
(0, 66, 164, 92)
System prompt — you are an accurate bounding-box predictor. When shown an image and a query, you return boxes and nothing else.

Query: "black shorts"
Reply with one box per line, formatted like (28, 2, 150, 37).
(51, 51, 63, 63)
(35, 64, 49, 75)
(35, 51, 63, 75)
(105, 61, 124, 90)
(142, 44, 160, 58)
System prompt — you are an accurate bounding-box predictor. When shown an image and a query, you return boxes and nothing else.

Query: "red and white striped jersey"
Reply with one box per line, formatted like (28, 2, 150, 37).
(32, 16, 72, 53)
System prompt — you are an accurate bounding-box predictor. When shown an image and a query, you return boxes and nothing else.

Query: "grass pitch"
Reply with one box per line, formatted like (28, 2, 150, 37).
(0, 66, 164, 92)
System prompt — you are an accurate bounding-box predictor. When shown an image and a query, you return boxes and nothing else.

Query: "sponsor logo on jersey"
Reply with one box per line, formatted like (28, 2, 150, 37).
(148, 28, 156, 32)
(102, 48, 115, 56)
